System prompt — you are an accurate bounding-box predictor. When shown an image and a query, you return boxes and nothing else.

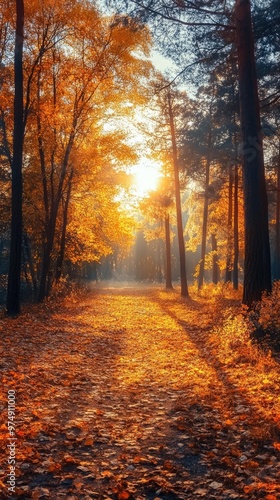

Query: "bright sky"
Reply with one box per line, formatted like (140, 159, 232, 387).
(150, 50, 176, 73)
(124, 50, 174, 199)
(130, 159, 163, 198)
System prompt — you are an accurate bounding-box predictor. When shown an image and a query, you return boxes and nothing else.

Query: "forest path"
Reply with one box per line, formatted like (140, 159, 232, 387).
(0, 285, 280, 499)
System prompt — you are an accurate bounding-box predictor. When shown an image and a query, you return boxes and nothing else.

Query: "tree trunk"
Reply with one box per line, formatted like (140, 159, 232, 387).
(55, 170, 73, 282)
(233, 163, 239, 289)
(6, 0, 24, 315)
(211, 233, 219, 285)
(37, 209, 57, 302)
(225, 165, 233, 283)
(232, 82, 239, 290)
(167, 91, 188, 297)
(274, 142, 280, 280)
(235, 0, 271, 306)
(23, 233, 38, 297)
(164, 214, 173, 289)
(198, 128, 212, 289)
(37, 136, 75, 301)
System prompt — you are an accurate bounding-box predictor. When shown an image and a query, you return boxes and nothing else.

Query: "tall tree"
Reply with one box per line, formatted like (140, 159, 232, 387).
(6, 0, 24, 315)
(198, 113, 212, 290)
(167, 90, 188, 297)
(235, 0, 271, 305)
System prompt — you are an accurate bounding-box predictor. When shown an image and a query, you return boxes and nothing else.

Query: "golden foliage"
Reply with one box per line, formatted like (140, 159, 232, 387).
(1, 285, 280, 497)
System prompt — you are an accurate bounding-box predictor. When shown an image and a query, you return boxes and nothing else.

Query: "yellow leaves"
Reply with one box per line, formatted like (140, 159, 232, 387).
(257, 281, 280, 331)
(1, 285, 280, 498)
(17, 0, 153, 278)
(66, 174, 136, 265)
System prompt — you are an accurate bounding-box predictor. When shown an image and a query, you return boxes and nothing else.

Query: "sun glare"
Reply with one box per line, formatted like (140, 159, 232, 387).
(132, 162, 162, 197)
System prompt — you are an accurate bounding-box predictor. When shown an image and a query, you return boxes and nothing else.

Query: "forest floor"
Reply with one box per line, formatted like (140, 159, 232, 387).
(0, 283, 280, 500)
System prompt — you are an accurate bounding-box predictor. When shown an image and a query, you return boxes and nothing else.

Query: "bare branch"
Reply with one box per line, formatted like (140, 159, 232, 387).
(130, 0, 235, 30)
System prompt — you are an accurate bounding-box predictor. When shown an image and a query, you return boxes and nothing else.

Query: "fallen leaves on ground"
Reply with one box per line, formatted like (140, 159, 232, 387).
(0, 284, 280, 499)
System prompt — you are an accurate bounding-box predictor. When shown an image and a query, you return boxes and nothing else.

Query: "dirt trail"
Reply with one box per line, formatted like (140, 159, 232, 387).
(0, 285, 280, 499)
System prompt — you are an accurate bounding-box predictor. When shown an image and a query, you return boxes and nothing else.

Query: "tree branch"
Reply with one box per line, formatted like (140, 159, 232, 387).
(130, 0, 235, 30)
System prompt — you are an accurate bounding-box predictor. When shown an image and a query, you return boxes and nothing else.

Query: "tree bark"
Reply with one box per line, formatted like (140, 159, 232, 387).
(6, 0, 24, 315)
(235, 0, 271, 306)
(37, 132, 75, 302)
(37, 221, 56, 302)
(232, 96, 239, 290)
(198, 127, 212, 289)
(273, 141, 280, 280)
(55, 170, 73, 283)
(23, 233, 38, 297)
(211, 233, 219, 284)
(225, 165, 233, 283)
(164, 214, 173, 289)
(233, 162, 239, 289)
(167, 91, 188, 297)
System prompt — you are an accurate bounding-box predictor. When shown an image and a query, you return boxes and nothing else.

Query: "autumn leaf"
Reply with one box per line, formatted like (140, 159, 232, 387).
(1, 286, 280, 499)
(84, 436, 94, 446)
(117, 491, 130, 500)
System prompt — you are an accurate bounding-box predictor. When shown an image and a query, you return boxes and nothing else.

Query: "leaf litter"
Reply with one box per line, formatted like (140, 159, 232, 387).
(0, 285, 280, 499)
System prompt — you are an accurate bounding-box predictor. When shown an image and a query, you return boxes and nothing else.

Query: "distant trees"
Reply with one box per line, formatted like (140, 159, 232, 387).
(113, 0, 278, 306)
(139, 180, 174, 289)
(138, 78, 189, 295)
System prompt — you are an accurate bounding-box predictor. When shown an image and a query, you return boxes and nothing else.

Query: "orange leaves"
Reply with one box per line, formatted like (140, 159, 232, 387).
(244, 459, 260, 469)
(101, 470, 114, 478)
(244, 482, 280, 497)
(1, 286, 280, 499)
(229, 447, 241, 458)
(31, 488, 51, 500)
(47, 461, 61, 473)
(225, 418, 234, 426)
(220, 456, 236, 468)
(112, 480, 133, 500)
(14, 0, 152, 293)
(244, 484, 255, 494)
(117, 491, 130, 500)
(63, 454, 77, 464)
(84, 436, 94, 446)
